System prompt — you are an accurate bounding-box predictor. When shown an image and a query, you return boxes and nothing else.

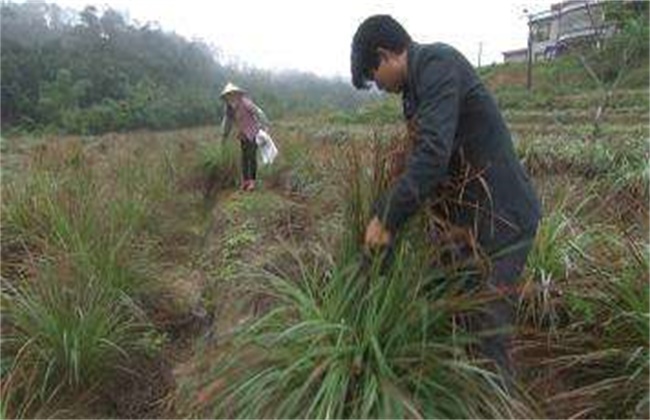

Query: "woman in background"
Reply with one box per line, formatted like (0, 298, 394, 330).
(220, 82, 272, 191)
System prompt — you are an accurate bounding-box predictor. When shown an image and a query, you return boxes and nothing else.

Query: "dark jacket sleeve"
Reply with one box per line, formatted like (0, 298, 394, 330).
(373, 54, 461, 232)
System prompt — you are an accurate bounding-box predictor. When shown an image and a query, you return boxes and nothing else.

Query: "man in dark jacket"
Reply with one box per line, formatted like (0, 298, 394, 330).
(351, 15, 541, 379)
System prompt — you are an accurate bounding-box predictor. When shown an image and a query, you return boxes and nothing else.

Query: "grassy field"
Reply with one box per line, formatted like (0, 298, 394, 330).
(1, 85, 648, 418)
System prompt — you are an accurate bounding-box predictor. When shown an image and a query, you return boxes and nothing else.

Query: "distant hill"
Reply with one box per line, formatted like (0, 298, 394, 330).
(0, 2, 371, 135)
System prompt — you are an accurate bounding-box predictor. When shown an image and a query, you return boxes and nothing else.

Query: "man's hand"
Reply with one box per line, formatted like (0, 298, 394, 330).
(364, 216, 392, 252)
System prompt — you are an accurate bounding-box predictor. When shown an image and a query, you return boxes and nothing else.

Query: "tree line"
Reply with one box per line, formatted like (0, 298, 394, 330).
(1, 2, 372, 135)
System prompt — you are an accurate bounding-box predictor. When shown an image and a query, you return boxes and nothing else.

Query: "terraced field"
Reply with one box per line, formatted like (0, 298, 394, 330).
(1, 86, 648, 418)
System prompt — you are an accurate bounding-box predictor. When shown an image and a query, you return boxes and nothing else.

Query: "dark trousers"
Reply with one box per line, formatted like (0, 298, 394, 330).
(432, 229, 535, 383)
(476, 240, 533, 380)
(240, 138, 257, 181)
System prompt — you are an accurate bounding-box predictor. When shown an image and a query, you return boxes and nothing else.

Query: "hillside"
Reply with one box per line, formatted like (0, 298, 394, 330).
(0, 2, 371, 135)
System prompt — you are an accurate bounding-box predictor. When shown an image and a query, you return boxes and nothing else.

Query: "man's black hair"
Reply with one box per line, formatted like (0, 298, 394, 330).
(350, 15, 412, 89)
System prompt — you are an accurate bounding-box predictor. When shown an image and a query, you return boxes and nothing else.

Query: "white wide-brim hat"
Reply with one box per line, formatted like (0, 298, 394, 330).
(220, 82, 245, 98)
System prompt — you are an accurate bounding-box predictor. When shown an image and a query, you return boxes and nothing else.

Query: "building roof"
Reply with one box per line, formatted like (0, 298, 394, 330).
(530, 10, 554, 23)
(530, 0, 600, 23)
(503, 48, 528, 56)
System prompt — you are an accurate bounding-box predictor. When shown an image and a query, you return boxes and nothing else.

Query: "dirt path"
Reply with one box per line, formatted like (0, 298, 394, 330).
(124, 183, 315, 418)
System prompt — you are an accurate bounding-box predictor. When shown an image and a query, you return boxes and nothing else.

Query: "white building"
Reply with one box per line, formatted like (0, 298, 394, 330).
(503, 0, 613, 63)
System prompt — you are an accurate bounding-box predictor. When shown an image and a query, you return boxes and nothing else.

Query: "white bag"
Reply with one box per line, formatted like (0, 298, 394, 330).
(255, 129, 278, 165)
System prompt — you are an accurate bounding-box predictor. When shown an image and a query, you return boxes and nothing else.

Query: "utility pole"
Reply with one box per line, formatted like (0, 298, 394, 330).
(477, 41, 483, 68)
(526, 11, 533, 91)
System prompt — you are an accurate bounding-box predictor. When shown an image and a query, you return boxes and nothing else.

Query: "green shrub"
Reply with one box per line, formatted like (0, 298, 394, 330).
(1, 271, 150, 418)
(198, 139, 240, 195)
(546, 238, 649, 418)
(518, 187, 594, 329)
(184, 244, 532, 418)
(329, 98, 401, 125)
(0, 137, 192, 416)
(518, 134, 649, 198)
